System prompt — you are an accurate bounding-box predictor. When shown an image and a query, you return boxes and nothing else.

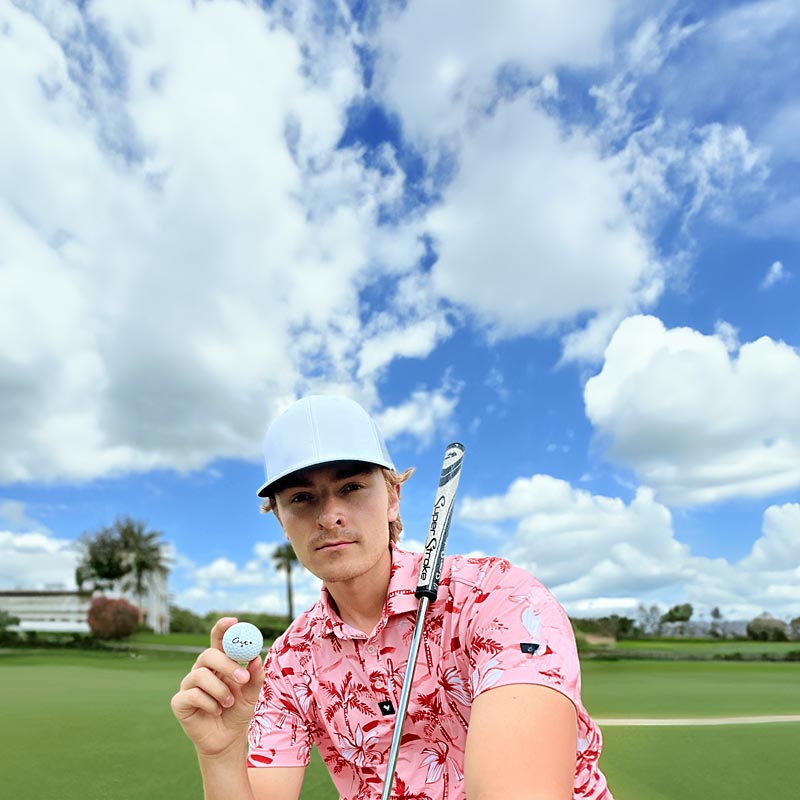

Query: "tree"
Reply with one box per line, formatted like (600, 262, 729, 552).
(660, 603, 693, 624)
(170, 605, 207, 634)
(637, 604, 662, 637)
(272, 543, 298, 621)
(0, 609, 20, 630)
(75, 516, 169, 622)
(0, 610, 20, 645)
(790, 616, 800, 641)
(115, 516, 170, 620)
(710, 606, 724, 638)
(76, 527, 128, 590)
(746, 613, 788, 642)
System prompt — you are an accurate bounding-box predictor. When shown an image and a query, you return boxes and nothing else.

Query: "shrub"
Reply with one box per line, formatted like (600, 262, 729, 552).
(170, 605, 208, 634)
(746, 614, 788, 642)
(88, 596, 140, 640)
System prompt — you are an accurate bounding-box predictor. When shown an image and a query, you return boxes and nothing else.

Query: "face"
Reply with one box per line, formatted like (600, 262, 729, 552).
(272, 462, 400, 588)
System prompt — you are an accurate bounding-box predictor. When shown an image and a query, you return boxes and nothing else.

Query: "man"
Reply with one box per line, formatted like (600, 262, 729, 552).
(171, 395, 612, 799)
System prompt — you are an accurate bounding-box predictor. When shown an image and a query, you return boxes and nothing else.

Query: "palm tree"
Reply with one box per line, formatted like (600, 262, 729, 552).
(76, 527, 129, 590)
(76, 516, 169, 624)
(115, 516, 170, 622)
(272, 542, 298, 621)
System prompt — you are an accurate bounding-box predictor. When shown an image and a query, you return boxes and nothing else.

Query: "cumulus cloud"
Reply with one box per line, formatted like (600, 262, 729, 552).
(460, 476, 800, 619)
(376, 387, 460, 446)
(0, 529, 79, 590)
(426, 100, 656, 337)
(0, 0, 447, 485)
(174, 539, 322, 616)
(372, 0, 618, 144)
(461, 476, 687, 603)
(584, 315, 800, 505)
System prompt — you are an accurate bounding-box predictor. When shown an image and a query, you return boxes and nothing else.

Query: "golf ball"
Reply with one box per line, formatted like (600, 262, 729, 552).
(222, 622, 264, 663)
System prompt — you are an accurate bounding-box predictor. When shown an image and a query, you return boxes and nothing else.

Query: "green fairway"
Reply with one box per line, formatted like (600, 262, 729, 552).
(1, 649, 797, 799)
(599, 723, 797, 799)
(610, 638, 800, 657)
(580, 659, 800, 718)
(0, 649, 337, 799)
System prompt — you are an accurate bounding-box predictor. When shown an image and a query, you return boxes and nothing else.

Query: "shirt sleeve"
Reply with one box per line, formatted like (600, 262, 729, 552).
(451, 558, 612, 798)
(457, 559, 583, 706)
(247, 639, 314, 768)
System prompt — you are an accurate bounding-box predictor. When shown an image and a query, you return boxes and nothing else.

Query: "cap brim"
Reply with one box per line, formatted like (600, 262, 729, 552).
(256, 455, 394, 497)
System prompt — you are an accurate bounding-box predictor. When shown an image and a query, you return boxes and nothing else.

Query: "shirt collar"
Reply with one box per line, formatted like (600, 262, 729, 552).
(312, 545, 421, 640)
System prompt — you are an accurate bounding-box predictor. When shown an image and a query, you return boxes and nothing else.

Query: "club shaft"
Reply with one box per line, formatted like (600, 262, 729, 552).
(380, 595, 430, 800)
(381, 442, 465, 799)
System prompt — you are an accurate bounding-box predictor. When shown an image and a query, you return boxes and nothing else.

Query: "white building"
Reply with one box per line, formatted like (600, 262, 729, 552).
(0, 590, 92, 633)
(0, 570, 170, 634)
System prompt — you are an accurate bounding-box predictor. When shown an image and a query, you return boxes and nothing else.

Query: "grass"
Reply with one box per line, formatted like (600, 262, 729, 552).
(128, 631, 209, 647)
(1, 649, 797, 799)
(580, 659, 800, 717)
(609, 638, 800, 657)
(599, 724, 797, 799)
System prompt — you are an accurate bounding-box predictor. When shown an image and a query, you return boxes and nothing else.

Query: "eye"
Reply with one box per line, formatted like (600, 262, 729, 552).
(341, 482, 364, 493)
(289, 492, 312, 504)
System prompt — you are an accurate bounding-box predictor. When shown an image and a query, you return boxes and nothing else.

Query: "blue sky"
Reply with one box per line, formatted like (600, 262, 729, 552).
(1, 0, 798, 624)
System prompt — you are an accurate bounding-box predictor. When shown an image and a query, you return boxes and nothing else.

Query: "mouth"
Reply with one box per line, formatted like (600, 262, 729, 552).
(315, 540, 355, 552)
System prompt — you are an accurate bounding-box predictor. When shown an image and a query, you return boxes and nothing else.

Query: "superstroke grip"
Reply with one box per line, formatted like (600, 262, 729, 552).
(415, 442, 465, 600)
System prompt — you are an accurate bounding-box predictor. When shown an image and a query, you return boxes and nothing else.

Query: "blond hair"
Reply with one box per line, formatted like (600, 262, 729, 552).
(261, 466, 415, 543)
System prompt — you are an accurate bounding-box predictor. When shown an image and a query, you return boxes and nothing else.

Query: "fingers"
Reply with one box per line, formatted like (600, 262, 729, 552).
(210, 616, 239, 651)
(171, 685, 225, 719)
(173, 646, 256, 719)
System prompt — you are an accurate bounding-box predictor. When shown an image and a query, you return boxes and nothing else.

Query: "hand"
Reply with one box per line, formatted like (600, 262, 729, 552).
(170, 617, 265, 759)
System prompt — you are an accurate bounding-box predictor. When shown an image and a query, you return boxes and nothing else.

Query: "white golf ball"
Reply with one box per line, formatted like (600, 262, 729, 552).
(222, 622, 264, 663)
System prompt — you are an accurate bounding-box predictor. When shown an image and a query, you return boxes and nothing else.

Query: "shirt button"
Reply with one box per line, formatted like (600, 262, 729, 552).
(367, 645, 376, 654)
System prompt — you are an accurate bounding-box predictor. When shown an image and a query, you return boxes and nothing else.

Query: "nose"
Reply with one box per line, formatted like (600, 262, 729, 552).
(316, 493, 345, 530)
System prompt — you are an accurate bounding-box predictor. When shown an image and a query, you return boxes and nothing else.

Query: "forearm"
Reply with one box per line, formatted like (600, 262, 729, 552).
(198, 741, 254, 800)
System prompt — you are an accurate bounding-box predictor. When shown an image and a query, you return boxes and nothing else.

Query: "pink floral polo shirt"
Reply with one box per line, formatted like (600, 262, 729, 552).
(248, 547, 611, 799)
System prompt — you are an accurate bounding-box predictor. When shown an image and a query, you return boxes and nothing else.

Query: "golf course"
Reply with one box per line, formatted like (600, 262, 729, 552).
(1, 643, 798, 799)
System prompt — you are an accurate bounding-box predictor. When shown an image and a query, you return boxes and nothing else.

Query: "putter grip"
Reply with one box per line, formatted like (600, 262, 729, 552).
(415, 442, 465, 601)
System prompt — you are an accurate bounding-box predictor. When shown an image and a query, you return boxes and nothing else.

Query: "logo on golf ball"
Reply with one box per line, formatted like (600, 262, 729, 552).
(222, 622, 264, 662)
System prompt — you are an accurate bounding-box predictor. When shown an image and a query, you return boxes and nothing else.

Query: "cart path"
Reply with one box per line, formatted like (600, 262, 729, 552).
(596, 715, 800, 726)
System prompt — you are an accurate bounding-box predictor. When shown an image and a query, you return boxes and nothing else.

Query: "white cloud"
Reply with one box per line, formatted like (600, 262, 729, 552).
(0, 0, 437, 485)
(0, 529, 79, 590)
(373, 0, 618, 144)
(584, 315, 800, 505)
(0, 500, 50, 533)
(761, 260, 789, 289)
(461, 476, 687, 602)
(713, 320, 740, 353)
(460, 476, 800, 619)
(356, 273, 453, 380)
(741, 503, 800, 571)
(175, 539, 322, 616)
(376, 387, 460, 445)
(427, 100, 656, 337)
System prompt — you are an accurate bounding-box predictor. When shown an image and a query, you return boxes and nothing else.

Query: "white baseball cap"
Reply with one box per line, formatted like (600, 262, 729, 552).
(256, 395, 395, 497)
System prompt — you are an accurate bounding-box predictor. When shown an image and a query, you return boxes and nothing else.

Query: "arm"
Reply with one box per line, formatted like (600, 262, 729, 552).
(170, 617, 306, 800)
(464, 684, 577, 800)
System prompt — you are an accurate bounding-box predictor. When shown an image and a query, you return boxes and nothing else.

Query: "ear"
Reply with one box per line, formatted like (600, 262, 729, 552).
(387, 482, 400, 522)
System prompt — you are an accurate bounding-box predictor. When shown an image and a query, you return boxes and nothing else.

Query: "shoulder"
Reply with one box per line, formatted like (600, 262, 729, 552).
(441, 555, 571, 634)
(444, 553, 548, 595)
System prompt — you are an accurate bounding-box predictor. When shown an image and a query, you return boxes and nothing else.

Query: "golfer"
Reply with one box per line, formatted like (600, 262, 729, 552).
(172, 395, 612, 799)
